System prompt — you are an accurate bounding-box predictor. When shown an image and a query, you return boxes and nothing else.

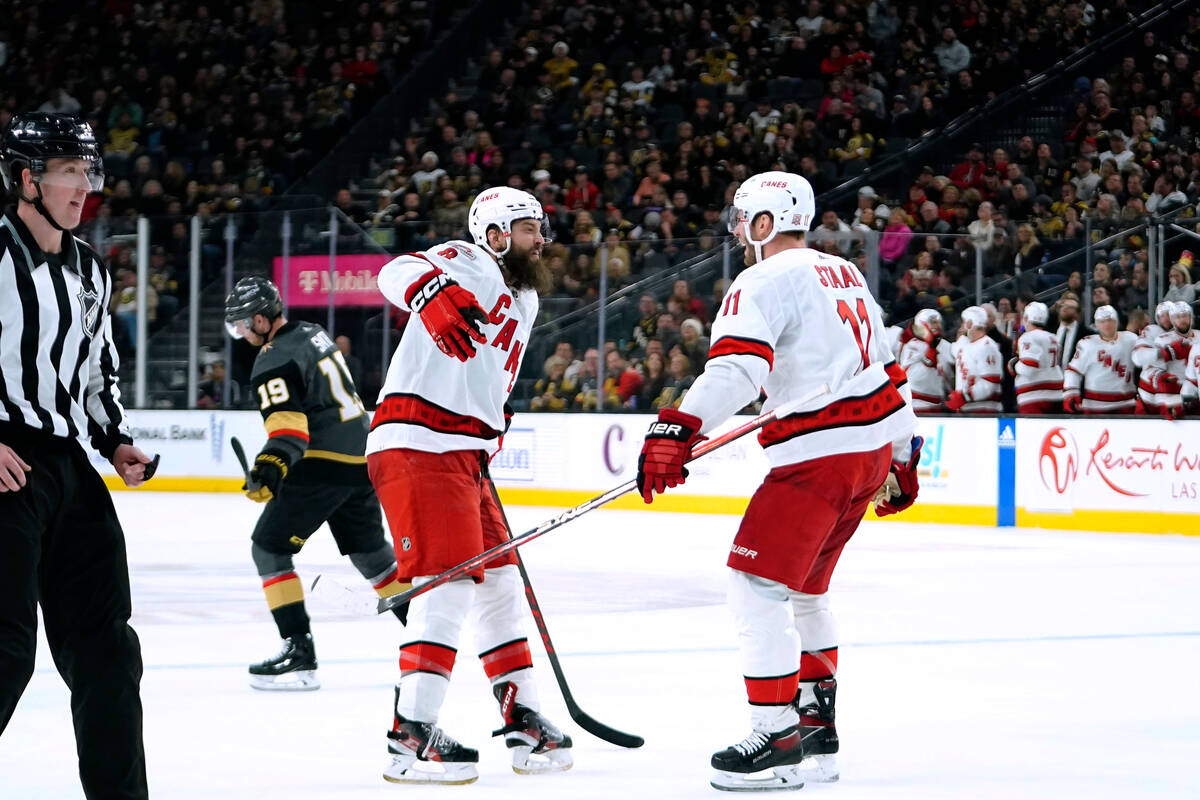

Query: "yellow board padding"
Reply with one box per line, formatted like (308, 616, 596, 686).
(263, 575, 304, 610)
(1017, 508, 1199, 536)
(101, 477, 1195, 535)
(375, 580, 414, 599)
(303, 449, 368, 464)
(265, 410, 309, 436)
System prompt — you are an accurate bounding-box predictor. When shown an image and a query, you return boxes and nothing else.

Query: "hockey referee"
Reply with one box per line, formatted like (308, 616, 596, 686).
(0, 113, 154, 799)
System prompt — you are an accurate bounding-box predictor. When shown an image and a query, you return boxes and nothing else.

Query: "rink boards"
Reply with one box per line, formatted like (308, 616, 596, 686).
(93, 411, 1200, 534)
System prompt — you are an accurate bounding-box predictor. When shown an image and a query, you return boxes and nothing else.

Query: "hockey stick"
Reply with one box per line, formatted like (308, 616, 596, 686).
(230, 436, 251, 479)
(485, 477, 645, 749)
(377, 383, 831, 615)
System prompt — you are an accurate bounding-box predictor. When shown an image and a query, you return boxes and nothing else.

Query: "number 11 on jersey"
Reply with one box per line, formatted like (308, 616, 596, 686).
(836, 298, 873, 372)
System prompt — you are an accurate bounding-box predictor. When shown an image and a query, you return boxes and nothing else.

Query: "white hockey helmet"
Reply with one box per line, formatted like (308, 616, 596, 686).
(729, 171, 816, 263)
(1170, 301, 1194, 331)
(1023, 300, 1049, 326)
(467, 186, 551, 260)
(961, 305, 988, 332)
(1093, 304, 1118, 324)
(913, 308, 942, 338)
(1155, 301, 1173, 326)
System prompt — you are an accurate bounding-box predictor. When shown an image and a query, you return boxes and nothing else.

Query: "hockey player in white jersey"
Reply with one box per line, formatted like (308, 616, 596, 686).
(1133, 301, 1174, 413)
(947, 306, 1003, 413)
(1063, 305, 1137, 414)
(367, 187, 572, 784)
(899, 308, 954, 412)
(1182, 328, 1200, 412)
(1009, 301, 1063, 413)
(1132, 301, 1195, 418)
(635, 171, 919, 792)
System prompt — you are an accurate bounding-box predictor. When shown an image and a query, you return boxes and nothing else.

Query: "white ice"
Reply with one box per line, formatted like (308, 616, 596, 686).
(3, 493, 1198, 799)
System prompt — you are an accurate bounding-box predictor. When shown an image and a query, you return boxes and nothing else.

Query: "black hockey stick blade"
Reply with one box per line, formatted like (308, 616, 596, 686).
(230, 437, 251, 477)
(488, 479, 644, 749)
(142, 453, 161, 481)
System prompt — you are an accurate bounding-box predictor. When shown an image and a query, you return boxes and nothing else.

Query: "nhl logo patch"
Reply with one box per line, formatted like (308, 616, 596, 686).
(77, 284, 100, 338)
(401, 536, 412, 551)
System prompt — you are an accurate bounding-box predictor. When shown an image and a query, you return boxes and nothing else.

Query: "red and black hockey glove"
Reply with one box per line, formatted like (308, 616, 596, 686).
(1063, 394, 1081, 413)
(946, 390, 967, 412)
(874, 436, 924, 517)
(406, 268, 489, 361)
(637, 408, 705, 503)
(1159, 339, 1191, 362)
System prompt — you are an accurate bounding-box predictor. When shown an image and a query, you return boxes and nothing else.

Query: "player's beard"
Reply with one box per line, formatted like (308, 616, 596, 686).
(504, 244, 551, 294)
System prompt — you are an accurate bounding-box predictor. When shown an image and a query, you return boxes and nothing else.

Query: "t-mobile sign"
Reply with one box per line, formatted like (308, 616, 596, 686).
(272, 254, 391, 307)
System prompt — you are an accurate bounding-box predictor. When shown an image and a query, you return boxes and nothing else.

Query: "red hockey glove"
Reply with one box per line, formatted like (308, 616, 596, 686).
(875, 436, 924, 517)
(406, 268, 489, 361)
(637, 408, 705, 503)
(1063, 394, 1081, 413)
(923, 345, 939, 367)
(1155, 372, 1182, 393)
(1160, 339, 1191, 362)
(946, 390, 967, 411)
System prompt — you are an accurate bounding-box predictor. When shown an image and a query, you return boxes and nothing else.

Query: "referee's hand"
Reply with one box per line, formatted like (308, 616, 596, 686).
(111, 444, 154, 488)
(0, 443, 31, 492)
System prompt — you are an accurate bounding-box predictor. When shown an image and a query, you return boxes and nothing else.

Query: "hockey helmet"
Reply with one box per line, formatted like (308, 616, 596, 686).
(1, 113, 104, 193)
(960, 305, 988, 331)
(1170, 300, 1194, 332)
(1023, 301, 1049, 326)
(224, 276, 283, 339)
(729, 171, 816, 263)
(1093, 304, 1119, 324)
(1155, 301, 1173, 327)
(913, 308, 942, 339)
(467, 186, 551, 260)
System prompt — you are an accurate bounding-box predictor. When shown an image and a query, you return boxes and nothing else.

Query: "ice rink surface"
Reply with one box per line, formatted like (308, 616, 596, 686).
(3, 492, 1198, 799)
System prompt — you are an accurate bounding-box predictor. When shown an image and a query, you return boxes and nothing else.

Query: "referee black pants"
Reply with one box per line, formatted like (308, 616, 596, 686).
(0, 432, 148, 800)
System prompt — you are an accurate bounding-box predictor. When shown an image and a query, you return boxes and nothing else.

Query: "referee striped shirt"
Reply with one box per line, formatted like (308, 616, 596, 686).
(0, 208, 130, 454)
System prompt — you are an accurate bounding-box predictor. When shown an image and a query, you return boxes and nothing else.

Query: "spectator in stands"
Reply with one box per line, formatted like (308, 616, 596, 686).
(530, 357, 577, 412)
(1146, 173, 1190, 214)
(1118, 261, 1151, 316)
(1071, 155, 1102, 202)
(572, 347, 601, 410)
(1164, 262, 1197, 304)
(196, 360, 228, 409)
(410, 152, 446, 197)
(950, 143, 987, 191)
(670, 279, 709, 324)
(678, 318, 709, 368)
(652, 351, 695, 410)
(935, 27, 972, 75)
(566, 165, 601, 211)
(636, 352, 668, 410)
(602, 349, 643, 409)
(1013, 224, 1045, 273)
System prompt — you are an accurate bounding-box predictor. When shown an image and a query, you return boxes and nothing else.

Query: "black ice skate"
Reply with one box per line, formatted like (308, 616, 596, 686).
(248, 634, 319, 691)
(710, 725, 806, 792)
(795, 678, 839, 783)
(384, 713, 479, 785)
(492, 681, 573, 774)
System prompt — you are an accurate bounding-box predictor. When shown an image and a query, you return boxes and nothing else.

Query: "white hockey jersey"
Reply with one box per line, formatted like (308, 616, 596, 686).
(367, 240, 537, 457)
(678, 247, 916, 469)
(1063, 332, 1137, 412)
(1013, 328, 1063, 409)
(899, 336, 953, 411)
(1183, 345, 1200, 405)
(952, 335, 1003, 413)
(1133, 329, 1194, 411)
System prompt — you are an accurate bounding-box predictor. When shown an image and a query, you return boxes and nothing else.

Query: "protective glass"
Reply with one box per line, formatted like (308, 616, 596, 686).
(224, 318, 254, 340)
(35, 163, 105, 193)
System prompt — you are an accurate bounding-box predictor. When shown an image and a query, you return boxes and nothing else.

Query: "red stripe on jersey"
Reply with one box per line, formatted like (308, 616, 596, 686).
(478, 639, 533, 679)
(708, 335, 775, 368)
(1083, 389, 1136, 402)
(884, 361, 907, 388)
(372, 393, 501, 439)
(745, 671, 800, 706)
(268, 428, 310, 442)
(1020, 358, 1040, 367)
(980, 375, 1003, 383)
(399, 641, 458, 678)
(758, 381, 906, 449)
(799, 647, 838, 681)
(1065, 365, 1082, 375)
(911, 390, 944, 404)
(1015, 381, 1064, 394)
(261, 571, 299, 588)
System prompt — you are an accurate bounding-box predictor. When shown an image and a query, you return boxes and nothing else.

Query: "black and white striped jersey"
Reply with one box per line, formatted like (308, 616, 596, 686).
(0, 208, 130, 455)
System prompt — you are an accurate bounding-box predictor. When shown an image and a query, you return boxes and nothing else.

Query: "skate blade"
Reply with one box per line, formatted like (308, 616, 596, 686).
(710, 765, 805, 792)
(383, 757, 478, 785)
(511, 745, 573, 775)
(248, 670, 320, 691)
(798, 753, 839, 783)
